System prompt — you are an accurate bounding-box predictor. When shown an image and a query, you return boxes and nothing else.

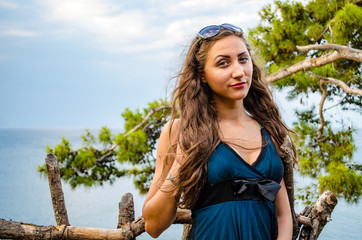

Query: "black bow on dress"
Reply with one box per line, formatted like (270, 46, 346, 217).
(232, 178, 281, 202)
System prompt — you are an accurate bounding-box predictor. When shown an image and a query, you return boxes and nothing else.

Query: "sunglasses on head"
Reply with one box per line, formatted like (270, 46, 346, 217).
(197, 23, 243, 40)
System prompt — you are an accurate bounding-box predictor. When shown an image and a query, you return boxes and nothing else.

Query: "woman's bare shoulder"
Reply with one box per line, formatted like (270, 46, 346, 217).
(159, 119, 181, 147)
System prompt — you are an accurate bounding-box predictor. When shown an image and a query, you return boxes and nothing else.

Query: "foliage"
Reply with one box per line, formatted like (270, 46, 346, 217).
(249, 0, 361, 100)
(293, 108, 361, 203)
(38, 99, 171, 192)
(248, 0, 362, 204)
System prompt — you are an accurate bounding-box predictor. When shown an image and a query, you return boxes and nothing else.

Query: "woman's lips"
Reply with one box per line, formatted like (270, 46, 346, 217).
(230, 82, 246, 88)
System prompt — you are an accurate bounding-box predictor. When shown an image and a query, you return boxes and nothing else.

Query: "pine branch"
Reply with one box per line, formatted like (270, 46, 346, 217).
(96, 105, 171, 163)
(266, 44, 362, 83)
(312, 74, 362, 97)
(296, 44, 362, 56)
(308, 71, 362, 139)
(111, 105, 172, 151)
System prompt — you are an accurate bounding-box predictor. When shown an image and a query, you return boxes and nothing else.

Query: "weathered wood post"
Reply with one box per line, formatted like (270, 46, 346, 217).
(118, 192, 135, 227)
(298, 190, 338, 240)
(45, 153, 70, 226)
(118, 193, 135, 240)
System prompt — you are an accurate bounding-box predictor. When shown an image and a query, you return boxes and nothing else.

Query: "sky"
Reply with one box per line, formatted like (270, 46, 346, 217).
(0, 0, 359, 129)
(0, 0, 282, 128)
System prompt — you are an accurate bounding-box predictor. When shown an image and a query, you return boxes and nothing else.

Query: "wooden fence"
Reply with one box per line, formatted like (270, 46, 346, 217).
(0, 154, 337, 239)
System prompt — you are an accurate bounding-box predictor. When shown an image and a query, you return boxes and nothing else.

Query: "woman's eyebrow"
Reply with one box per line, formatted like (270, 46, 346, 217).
(214, 51, 248, 61)
(238, 51, 248, 56)
(214, 54, 230, 60)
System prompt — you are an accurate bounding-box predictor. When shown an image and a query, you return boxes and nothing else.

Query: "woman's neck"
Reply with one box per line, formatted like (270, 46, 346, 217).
(215, 99, 250, 123)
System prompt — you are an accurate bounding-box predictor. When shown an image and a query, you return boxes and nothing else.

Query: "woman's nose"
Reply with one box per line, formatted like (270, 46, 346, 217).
(231, 63, 244, 79)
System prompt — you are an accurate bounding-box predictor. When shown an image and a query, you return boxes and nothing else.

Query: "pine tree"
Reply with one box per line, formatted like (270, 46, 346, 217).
(248, 0, 361, 204)
(39, 0, 362, 204)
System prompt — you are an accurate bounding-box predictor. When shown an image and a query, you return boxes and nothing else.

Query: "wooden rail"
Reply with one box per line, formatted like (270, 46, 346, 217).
(0, 154, 337, 239)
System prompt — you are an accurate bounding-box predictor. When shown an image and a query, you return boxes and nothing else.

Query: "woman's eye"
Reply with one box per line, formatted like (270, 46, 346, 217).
(239, 57, 248, 62)
(217, 60, 229, 67)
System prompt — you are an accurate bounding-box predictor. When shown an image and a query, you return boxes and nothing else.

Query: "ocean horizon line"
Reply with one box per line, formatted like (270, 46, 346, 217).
(0, 126, 124, 131)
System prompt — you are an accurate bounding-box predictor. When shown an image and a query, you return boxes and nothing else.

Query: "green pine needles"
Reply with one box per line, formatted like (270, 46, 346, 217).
(38, 99, 171, 193)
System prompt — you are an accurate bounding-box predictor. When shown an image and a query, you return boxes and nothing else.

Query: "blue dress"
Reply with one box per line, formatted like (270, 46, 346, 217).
(190, 127, 284, 240)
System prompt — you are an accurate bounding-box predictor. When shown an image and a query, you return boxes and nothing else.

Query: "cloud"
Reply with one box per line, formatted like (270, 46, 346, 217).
(37, 0, 273, 53)
(0, 29, 38, 37)
(0, 0, 19, 9)
(40, 0, 147, 46)
(0, 1, 41, 38)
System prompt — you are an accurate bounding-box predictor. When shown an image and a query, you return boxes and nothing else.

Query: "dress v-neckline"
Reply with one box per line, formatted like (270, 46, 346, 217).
(222, 128, 266, 168)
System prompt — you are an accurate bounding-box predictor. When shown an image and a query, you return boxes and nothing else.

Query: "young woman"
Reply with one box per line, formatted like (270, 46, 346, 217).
(142, 23, 295, 240)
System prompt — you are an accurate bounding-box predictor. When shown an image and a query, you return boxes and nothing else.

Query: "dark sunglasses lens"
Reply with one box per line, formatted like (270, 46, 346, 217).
(221, 23, 243, 33)
(199, 25, 221, 38)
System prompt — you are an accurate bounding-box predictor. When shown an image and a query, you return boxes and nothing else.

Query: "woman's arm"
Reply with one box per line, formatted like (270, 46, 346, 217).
(142, 120, 181, 238)
(275, 178, 293, 240)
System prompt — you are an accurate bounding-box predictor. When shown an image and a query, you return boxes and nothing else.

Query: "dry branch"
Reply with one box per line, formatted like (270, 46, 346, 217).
(298, 215, 312, 227)
(266, 44, 362, 83)
(300, 205, 313, 217)
(46, 153, 70, 226)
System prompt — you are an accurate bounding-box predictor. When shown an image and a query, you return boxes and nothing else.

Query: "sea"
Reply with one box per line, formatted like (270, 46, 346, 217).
(0, 128, 361, 239)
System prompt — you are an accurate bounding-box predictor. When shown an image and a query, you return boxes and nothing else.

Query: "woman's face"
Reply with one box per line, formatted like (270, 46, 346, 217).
(203, 35, 253, 104)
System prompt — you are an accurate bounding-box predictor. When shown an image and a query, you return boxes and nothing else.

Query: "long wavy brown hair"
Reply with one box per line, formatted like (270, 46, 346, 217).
(169, 27, 296, 209)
